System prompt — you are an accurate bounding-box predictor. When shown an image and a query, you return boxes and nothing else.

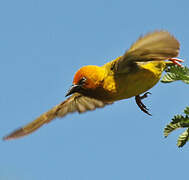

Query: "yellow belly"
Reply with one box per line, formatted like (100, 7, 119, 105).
(102, 61, 166, 101)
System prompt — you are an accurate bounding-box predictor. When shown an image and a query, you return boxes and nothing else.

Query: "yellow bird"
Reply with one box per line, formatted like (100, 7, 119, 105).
(4, 31, 182, 140)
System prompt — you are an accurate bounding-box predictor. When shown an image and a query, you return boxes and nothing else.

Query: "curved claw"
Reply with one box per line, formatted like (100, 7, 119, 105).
(135, 92, 152, 116)
(139, 92, 151, 100)
(168, 58, 184, 67)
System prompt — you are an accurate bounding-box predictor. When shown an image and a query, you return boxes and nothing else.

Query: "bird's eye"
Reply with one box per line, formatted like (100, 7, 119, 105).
(78, 77, 86, 85)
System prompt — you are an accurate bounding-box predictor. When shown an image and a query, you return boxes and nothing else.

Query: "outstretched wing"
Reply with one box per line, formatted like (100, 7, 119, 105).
(3, 93, 112, 140)
(114, 31, 180, 73)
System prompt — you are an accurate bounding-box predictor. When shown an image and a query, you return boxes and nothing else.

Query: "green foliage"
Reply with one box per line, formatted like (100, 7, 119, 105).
(184, 107, 189, 115)
(164, 109, 189, 147)
(161, 65, 189, 84)
(162, 65, 189, 147)
(177, 129, 189, 147)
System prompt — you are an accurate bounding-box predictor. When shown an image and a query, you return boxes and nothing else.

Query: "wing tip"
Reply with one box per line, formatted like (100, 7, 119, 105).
(3, 127, 25, 141)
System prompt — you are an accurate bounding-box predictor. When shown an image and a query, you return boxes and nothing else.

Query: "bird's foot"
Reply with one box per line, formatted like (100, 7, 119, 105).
(168, 58, 184, 67)
(135, 92, 152, 116)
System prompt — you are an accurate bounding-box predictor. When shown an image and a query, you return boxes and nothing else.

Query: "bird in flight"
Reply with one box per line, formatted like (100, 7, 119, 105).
(3, 31, 183, 140)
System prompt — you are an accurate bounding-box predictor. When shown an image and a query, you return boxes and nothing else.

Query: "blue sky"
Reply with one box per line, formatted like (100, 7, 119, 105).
(1, 0, 189, 179)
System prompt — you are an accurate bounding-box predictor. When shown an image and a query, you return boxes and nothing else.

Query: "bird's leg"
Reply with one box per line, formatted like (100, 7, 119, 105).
(168, 58, 184, 67)
(135, 92, 152, 116)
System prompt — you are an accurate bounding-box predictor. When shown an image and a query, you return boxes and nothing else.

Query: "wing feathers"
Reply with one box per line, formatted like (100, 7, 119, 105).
(115, 31, 180, 73)
(129, 31, 179, 53)
(3, 93, 112, 140)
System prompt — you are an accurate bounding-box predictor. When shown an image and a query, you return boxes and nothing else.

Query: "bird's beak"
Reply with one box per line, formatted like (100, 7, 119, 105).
(65, 84, 81, 97)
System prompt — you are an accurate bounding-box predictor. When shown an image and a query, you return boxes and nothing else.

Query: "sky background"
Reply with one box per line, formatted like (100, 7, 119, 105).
(1, 0, 189, 179)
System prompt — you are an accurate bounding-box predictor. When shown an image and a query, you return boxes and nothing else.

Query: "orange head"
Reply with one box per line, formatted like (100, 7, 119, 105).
(66, 65, 105, 97)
